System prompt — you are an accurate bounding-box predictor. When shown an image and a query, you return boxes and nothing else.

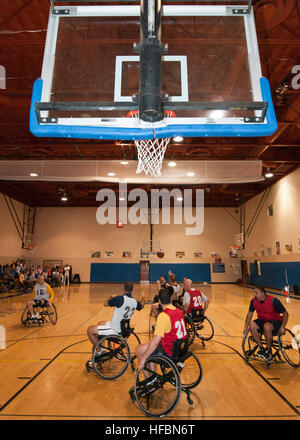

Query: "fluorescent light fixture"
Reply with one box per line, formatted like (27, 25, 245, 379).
(187, 172, 195, 177)
(168, 161, 177, 167)
(177, 196, 183, 201)
(107, 172, 115, 176)
(30, 172, 38, 177)
(120, 161, 128, 165)
(119, 197, 126, 201)
(61, 196, 68, 201)
(210, 110, 224, 119)
(265, 172, 274, 178)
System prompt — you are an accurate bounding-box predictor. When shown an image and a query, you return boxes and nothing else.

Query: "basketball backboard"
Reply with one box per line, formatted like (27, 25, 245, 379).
(30, 1, 277, 140)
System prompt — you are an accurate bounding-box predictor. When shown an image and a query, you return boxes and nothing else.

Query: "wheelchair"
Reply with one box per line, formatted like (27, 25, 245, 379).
(129, 337, 203, 418)
(242, 327, 300, 369)
(86, 319, 140, 380)
(21, 301, 58, 326)
(184, 309, 214, 347)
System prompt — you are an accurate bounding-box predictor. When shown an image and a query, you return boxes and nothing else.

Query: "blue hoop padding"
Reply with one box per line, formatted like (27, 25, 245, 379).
(30, 77, 277, 140)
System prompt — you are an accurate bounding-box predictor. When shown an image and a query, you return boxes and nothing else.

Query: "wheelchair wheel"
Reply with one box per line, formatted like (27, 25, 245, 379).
(242, 329, 259, 360)
(45, 303, 58, 325)
(278, 329, 300, 367)
(92, 335, 130, 380)
(195, 316, 214, 341)
(184, 315, 196, 346)
(177, 351, 203, 389)
(126, 330, 140, 361)
(21, 305, 30, 325)
(133, 355, 181, 418)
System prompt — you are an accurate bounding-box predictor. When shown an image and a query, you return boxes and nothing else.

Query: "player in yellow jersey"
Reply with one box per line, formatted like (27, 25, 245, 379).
(27, 275, 55, 319)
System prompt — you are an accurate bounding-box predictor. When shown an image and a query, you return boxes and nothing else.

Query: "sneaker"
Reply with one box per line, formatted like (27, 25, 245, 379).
(264, 348, 272, 360)
(256, 347, 266, 358)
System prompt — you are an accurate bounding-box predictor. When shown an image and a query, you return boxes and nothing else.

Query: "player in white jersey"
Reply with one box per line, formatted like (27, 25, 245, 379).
(86, 283, 145, 366)
(27, 275, 55, 319)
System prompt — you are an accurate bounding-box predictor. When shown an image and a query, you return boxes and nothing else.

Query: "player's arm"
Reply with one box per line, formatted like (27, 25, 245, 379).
(32, 284, 37, 299)
(203, 298, 209, 313)
(243, 310, 254, 334)
(139, 290, 145, 309)
(46, 284, 55, 302)
(279, 310, 289, 335)
(182, 291, 190, 314)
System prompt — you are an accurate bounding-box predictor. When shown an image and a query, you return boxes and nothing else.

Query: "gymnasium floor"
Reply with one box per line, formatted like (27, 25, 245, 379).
(0, 282, 299, 421)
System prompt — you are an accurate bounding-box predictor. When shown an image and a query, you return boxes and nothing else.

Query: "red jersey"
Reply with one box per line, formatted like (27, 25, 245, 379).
(186, 289, 204, 314)
(253, 295, 282, 322)
(161, 307, 187, 357)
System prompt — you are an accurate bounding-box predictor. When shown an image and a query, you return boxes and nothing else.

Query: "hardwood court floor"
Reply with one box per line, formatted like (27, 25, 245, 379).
(0, 282, 299, 421)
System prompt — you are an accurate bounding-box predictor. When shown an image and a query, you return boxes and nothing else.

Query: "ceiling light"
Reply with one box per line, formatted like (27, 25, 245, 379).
(187, 172, 195, 177)
(168, 161, 177, 167)
(173, 136, 183, 142)
(30, 172, 38, 177)
(107, 172, 115, 176)
(210, 110, 224, 119)
(61, 195, 68, 202)
(120, 161, 128, 165)
(265, 171, 274, 178)
(119, 197, 126, 201)
(176, 196, 183, 201)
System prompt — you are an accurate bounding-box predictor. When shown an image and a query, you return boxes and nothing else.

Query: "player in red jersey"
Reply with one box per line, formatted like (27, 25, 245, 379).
(136, 288, 187, 377)
(243, 285, 288, 360)
(182, 278, 210, 316)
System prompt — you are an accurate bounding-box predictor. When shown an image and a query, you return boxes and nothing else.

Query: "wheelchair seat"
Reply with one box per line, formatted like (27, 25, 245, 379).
(191, 308, 204, 322)
(172, 337, 190, 363)
(120, 319, 133, 338)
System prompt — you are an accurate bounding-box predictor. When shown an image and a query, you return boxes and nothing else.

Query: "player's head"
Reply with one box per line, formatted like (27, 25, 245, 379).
(169, 273, 176, 283)
(124, 282, 133, 293)
(254, 285, 266, 299)
(159, 288, 171, 305)
(159, 276, 165, 283)
(38, 275, 45, 284)
(184, 278, 192, 289)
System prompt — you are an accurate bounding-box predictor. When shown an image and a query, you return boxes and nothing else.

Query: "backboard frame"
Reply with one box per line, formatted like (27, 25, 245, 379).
(30, 1, 277, 140)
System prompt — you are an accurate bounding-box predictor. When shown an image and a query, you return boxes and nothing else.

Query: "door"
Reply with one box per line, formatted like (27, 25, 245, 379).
(139, 261, 150, 284)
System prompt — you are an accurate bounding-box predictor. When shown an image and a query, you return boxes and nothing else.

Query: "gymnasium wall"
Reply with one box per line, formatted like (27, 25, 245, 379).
(13, 205, 241, 283)
(0, 195, 24, 264)
(242, 167, 300, 290)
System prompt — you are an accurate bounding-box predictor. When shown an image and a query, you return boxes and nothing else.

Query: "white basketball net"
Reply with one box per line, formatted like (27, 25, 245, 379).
(128, 111, 175, 178)
(135, 137, 170, 177)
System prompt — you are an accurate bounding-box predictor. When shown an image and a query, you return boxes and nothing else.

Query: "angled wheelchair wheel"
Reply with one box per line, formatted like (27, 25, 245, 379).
(92, 335, 130, 380)
(44, 303, 58, 325)
(195, 316, 214, 341)
(242, 329, 259, 361)
(278, 329, 300, 367)
(134, 355, 181, 418)
(177, 351, 203, 389)
(184, 315, 196, 346)
(21, 305, 30, 326)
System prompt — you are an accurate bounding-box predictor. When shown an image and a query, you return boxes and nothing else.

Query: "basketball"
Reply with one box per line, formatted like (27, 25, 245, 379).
(157, 251, 164, 258)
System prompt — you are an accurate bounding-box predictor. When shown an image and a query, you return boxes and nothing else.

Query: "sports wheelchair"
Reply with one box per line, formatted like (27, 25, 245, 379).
(242, 327, 300, 369)
(86, 319, 140, 380)
(184, 309, 214, 347)
(21, 302, 57, 326)
(129, 337, 203, 418)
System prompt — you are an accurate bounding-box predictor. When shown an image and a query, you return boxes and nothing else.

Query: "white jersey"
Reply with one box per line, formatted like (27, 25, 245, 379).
(110, 295, 139, 333)
(169, 283, 180, 300)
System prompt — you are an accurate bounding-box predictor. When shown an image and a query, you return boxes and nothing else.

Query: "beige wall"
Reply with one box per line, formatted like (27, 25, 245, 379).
(241, 167, 300, 266)
(3, 169, 299, 282)
(4, 204, 241, 282)
(0, 195, 24, 264)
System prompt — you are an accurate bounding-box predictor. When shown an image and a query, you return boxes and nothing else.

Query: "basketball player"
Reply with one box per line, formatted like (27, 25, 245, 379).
(182, 278, 210, 316)
(27, 275, 55, 319)
(87, 282, 144, 366)
(135, 288, 188, 377)
(243, 285, 288, 360)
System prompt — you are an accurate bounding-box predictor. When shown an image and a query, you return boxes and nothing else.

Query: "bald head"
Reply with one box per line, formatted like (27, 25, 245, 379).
(184, 278, 192, 290)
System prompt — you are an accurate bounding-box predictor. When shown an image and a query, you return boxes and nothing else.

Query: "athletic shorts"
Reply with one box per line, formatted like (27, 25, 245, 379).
(97, 322, 118, 337)
(34, 299, 48, 308)
(152, 343, 172, 359)
(254, 319, 282, 335)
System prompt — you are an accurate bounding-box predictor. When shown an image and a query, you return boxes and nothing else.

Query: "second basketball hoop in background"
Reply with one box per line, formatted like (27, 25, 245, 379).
(127, 110, 176, 178)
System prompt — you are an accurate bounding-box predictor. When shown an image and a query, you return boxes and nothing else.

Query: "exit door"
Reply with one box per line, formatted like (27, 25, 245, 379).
(139, 261, 149, 284)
